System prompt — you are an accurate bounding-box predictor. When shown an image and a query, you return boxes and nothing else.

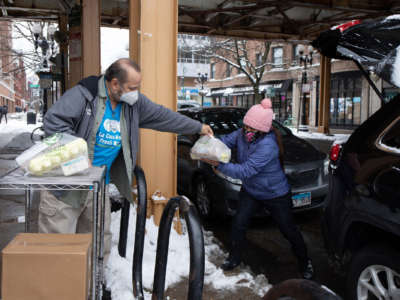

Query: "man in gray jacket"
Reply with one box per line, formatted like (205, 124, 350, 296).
(40, 58, 212, 267)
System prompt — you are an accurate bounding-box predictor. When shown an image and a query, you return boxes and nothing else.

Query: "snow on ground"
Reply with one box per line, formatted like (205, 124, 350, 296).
(289, 127, 350, 144)
(0, 113, 41, 134)
(2, 114, 352, 298)
(106, 186, 271, 299)
(0, 113, 42, 148)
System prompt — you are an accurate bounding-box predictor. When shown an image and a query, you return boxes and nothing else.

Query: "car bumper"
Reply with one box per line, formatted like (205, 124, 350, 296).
(210, 176, 328, 217)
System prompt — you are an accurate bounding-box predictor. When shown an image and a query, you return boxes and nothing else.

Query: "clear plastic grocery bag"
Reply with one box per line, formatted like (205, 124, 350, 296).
(190, 135, 231, 163)
(16, 133, 89, 176)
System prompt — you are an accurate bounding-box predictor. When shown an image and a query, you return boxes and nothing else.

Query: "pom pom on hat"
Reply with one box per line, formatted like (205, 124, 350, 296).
(243, 98, 274, 132)
(261, 98, 272, 109)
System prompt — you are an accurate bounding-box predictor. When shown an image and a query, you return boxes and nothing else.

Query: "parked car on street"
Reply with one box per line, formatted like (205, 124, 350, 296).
(177, 106, 328, 218)
(312, 17, 400, 300)
(177, 100, 201, 109)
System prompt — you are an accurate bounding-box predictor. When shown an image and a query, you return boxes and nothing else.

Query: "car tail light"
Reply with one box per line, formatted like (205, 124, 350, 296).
(330, 144, 342, 162)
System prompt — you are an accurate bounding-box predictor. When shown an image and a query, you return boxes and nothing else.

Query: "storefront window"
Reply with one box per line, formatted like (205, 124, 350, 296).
(237, 95, 243, 107)
(221, 97, 227, 106)
(244, 95, 251, 108)
(273, 47, 283, 66)
(270, 93, 292, 124)
(329, 72, 362, 128)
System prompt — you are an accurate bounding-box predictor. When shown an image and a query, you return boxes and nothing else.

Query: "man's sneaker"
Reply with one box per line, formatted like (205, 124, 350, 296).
(301, 260, 314, 280)
(221, 257, 241, 271)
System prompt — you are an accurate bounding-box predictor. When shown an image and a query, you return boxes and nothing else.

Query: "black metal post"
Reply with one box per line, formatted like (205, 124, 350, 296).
(117, 166, 147, 300)
(118, 169, 205, 300)
(42, 88, 48, 116)
(118, 198, 130, 257)
(297, 47, 313, 132)
(301, 71, 307, 125)
(152, 196, 205, 300)
(197, 73, 208, 107)
(201, 81, 204, 106)
(132, 166, 147, 300)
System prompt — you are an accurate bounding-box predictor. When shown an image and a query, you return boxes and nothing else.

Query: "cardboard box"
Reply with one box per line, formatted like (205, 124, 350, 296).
(2, 233, 91, 300)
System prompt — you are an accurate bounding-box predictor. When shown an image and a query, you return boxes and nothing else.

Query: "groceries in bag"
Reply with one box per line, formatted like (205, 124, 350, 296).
(190, 135, 231, 163)
(16, 133, 90, 176)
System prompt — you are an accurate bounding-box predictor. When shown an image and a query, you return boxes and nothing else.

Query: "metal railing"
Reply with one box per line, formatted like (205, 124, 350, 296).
(118, 166, 205, 300)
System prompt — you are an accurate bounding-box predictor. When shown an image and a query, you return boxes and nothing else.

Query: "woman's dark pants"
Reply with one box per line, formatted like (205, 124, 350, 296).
(229, 189, 309, 265)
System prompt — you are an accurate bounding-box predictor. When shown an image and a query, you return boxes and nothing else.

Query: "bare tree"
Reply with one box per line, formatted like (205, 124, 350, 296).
(181, 36, 273, 103)
(0, 20, 58, 76)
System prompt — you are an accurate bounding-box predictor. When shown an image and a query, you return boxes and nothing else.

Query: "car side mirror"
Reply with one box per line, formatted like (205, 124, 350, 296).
(355, 184, 371, 197)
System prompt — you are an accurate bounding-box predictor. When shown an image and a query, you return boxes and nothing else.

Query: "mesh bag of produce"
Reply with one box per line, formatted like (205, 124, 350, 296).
(190, 135, 231, 163)
(16, 133, 89, 176)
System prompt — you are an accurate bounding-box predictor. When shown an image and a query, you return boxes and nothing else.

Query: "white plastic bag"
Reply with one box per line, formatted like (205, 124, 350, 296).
(190, 135, 231, 163)
(16, 133, 89, 176)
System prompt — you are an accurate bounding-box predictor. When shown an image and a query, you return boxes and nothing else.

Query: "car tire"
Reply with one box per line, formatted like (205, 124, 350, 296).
(193, 176, 213, 219)
(347, 244, 400, 300)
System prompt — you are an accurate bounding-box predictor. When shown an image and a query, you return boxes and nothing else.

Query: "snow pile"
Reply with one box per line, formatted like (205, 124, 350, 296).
(0, 113, 42, 149)
(105, 201, 271, 299)
(0, 113, 41, 134)
(290, 128, 350, 144)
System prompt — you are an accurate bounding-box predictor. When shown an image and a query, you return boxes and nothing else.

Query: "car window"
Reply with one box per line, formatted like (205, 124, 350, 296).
(179, 104, 198, 109)
(272, 120, 290, 137)
(199, 110, 245, 133)
(195, 110, 291, 136)
(373, 166, 400, 208)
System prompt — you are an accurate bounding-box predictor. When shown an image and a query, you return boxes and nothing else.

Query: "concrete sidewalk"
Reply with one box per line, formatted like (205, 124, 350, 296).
(0, 131, 37, 298)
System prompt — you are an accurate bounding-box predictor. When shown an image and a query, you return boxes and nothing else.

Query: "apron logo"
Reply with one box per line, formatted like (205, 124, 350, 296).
(104, 119, 120, 133)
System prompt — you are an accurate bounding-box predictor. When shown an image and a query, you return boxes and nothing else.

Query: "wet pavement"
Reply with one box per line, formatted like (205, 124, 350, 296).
(205, 208, 346, 299)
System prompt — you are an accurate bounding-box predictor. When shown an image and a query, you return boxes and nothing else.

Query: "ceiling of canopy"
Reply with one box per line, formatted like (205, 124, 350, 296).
(1, 0, 400, 41)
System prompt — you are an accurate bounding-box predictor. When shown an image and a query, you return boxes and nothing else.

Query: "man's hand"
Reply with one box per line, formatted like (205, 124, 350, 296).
(201, 158, 219, 167)
(200, 124, 213, 136)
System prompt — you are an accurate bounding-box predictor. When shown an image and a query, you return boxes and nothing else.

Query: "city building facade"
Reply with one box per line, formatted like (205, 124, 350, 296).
(206, 40, 397, 131)
(13, 57, 29, 111)
(177, 34, 210, 105)
(0, 20, 16, 112)
(0, 20, 29, 113)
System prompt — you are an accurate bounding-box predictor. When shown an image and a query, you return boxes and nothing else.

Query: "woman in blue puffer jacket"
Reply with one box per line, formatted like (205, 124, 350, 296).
(203, 98, 314, 280)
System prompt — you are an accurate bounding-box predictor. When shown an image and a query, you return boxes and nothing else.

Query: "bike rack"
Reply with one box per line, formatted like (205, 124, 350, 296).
(118, 166, 205, 300)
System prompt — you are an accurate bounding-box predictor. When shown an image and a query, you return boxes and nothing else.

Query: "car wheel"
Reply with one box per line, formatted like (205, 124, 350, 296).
(347, 245, 400, 300)
(194, 177, 212, 219)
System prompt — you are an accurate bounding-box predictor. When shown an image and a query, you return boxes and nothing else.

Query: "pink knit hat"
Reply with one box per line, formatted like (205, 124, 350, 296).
(243, 98, 273, 132)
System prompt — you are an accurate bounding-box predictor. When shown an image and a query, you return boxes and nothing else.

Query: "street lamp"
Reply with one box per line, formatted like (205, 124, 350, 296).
(32, 23, 58, 116)
(197, 72, 208, 106)
(297, 45, 314, 131)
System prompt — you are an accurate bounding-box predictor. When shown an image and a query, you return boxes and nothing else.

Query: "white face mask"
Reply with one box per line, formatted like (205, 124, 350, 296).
(120, 90, 139, 106)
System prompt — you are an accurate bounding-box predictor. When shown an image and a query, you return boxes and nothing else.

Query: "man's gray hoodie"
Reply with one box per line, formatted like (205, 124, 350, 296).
(44, 75, 202, 206)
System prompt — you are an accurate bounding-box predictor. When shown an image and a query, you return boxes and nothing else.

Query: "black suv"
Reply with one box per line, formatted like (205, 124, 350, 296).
(323, 96, 400, 299)
(312, 16, 400, 300)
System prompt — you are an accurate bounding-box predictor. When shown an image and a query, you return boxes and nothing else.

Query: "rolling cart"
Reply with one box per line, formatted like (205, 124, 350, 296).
(0, 166, 106, 300)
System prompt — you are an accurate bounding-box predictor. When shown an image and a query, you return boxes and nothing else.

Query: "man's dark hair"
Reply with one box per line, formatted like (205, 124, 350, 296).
(104, 58, 141, 84)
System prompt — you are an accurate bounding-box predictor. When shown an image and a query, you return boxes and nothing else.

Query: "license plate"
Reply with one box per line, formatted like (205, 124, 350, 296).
(292, 192, 312, 208)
